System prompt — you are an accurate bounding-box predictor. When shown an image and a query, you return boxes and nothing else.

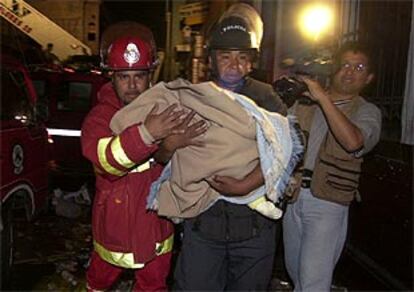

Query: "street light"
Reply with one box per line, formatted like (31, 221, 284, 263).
(298, 3, 334, 42)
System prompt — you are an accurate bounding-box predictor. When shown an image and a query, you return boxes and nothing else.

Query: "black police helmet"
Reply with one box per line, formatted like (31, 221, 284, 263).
(209, 16, 259, 52)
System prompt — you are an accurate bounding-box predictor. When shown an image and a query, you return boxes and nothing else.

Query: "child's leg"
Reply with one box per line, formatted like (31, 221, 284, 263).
(248, 196, 282, 219)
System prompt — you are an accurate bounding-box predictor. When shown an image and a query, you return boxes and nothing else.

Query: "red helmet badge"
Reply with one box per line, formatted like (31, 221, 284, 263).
(123, 43, 141, 67)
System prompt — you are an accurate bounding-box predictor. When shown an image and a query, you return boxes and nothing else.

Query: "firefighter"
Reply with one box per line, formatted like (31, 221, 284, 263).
(173, 4, 288, 291)
(81, 36, 205, 291)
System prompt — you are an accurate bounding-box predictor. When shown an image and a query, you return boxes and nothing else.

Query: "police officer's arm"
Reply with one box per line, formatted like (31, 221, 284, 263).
(208, 164, 263, 197)
(81, 104, 185, 180)
(241, 80, 288, 115)
(300, 76, 364, 152)
(154, 111, 208, 164)
(269, 90, 288, 116)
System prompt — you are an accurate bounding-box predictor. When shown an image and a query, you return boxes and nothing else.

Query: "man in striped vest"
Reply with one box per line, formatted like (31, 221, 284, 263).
(283, 41, 382, 291)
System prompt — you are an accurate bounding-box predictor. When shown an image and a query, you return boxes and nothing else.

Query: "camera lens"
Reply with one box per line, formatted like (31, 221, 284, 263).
(273, 77, 308, 100)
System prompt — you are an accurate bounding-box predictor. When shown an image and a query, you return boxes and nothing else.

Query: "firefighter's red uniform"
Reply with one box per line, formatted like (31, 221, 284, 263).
(81, 36, 174, 291)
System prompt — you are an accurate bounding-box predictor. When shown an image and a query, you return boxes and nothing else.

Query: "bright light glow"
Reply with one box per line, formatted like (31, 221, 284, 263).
(90, 69, 102, 75)
(299, 4, 334, 41)
(48, 135, 54, 144)
(47, 128, 81, 137)
(14, 115, 28, 123)
(63, 67, 75, 73)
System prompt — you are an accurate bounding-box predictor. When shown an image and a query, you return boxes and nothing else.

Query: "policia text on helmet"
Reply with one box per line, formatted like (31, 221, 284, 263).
(207, 4, 263, 91)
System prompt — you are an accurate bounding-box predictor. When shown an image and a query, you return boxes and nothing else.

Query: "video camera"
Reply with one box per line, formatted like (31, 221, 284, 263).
(273, 48, 334, 105)
(273, 76, 309, 103)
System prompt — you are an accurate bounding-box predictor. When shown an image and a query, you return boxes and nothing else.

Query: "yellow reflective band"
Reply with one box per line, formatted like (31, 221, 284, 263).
(130, 161, 151, 173)
(93, 234, 174, 268)
(97, 137, 124, 176)
(94, 241, 145, 269)
(248, 196, 267, 209)
(155, 233, 174, 256)
(111, 136, 135, 169)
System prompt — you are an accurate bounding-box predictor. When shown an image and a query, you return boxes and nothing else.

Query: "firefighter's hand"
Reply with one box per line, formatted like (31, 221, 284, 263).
(144, 103, 186, 141)
(163, 110, 208, 152)
(153, 110, 208, 164)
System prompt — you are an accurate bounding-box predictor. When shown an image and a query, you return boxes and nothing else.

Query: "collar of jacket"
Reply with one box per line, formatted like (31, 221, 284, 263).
(216, 76, 247, 92)
(98, 82, 123, 109)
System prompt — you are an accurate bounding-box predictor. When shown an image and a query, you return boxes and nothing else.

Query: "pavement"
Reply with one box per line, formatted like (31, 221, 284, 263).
(10, 145, 413, 292)
(8, 196, 393, 292)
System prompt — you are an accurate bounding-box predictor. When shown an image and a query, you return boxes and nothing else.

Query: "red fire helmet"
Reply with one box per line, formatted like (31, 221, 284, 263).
(106, 36, 154, 71)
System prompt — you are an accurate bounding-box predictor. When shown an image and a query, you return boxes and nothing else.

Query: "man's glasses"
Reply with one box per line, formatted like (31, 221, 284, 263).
(340, 62, 368, 73)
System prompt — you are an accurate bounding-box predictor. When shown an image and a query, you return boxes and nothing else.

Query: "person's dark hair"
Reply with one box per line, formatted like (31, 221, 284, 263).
(333, 41, 373, 72)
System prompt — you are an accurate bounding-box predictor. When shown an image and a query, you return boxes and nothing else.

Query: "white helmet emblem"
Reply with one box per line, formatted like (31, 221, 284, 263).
(123, 43, 140, 66)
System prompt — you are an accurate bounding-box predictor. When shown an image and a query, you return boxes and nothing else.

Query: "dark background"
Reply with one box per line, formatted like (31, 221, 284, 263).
(100, 0, 167, 49)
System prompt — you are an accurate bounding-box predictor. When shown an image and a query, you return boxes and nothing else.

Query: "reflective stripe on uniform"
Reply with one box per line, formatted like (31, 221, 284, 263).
(93, 234, 174, 268)
(97, 137, 124, 176)
(111, 136, 135, 169)
(155, 233, 174, 256)
(130, 160, 151, 173)
(97, 137, 154, 176)
(94, 240, 145, 269)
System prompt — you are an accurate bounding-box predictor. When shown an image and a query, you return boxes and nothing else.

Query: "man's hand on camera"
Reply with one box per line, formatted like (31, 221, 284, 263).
(297, 75, 329, 103)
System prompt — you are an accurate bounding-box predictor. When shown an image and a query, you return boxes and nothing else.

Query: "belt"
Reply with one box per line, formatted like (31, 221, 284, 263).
(301, 169, 313, 188)
(301, 179, 311, 188)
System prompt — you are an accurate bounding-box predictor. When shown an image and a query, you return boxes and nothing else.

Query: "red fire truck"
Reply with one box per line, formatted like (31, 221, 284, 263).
(30, 66, 108, 189)
(0, 54, 49, 288)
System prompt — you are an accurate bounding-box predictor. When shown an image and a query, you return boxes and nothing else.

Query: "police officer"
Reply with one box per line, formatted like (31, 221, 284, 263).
(173, 4, 287, 291)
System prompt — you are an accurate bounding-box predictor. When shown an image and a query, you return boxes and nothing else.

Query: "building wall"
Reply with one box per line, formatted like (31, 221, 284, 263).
(26, 0, 100, 54)
(83, 0, 100, 54)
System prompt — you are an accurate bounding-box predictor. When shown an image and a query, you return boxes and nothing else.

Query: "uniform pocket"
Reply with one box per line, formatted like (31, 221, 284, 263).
(96, 185, 130, 248)
(311, 158, 360, 205)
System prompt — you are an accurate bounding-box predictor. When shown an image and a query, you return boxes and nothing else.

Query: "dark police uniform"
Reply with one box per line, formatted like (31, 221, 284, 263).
(174, 77, 287, 291)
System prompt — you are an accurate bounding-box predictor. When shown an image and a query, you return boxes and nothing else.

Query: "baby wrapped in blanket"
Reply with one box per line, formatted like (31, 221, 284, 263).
(110, 79, 303, 220)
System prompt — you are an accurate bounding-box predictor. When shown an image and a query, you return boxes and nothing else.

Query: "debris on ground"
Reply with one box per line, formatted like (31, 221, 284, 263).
(52, 184, 91, 219)
(11, 196, 138, 291)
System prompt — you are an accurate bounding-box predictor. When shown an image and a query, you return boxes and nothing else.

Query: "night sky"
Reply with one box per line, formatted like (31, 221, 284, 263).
(100, 0, 167, 49)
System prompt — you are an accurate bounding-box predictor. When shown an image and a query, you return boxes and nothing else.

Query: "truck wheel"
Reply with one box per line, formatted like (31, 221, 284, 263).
(1, 201, 14, 289)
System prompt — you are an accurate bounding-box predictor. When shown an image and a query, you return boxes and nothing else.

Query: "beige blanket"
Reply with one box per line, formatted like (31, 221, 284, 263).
(110, 79, 260, 218)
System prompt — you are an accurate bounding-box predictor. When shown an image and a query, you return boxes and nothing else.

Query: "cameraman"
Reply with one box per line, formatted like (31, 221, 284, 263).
(283, 41, 382, 291)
